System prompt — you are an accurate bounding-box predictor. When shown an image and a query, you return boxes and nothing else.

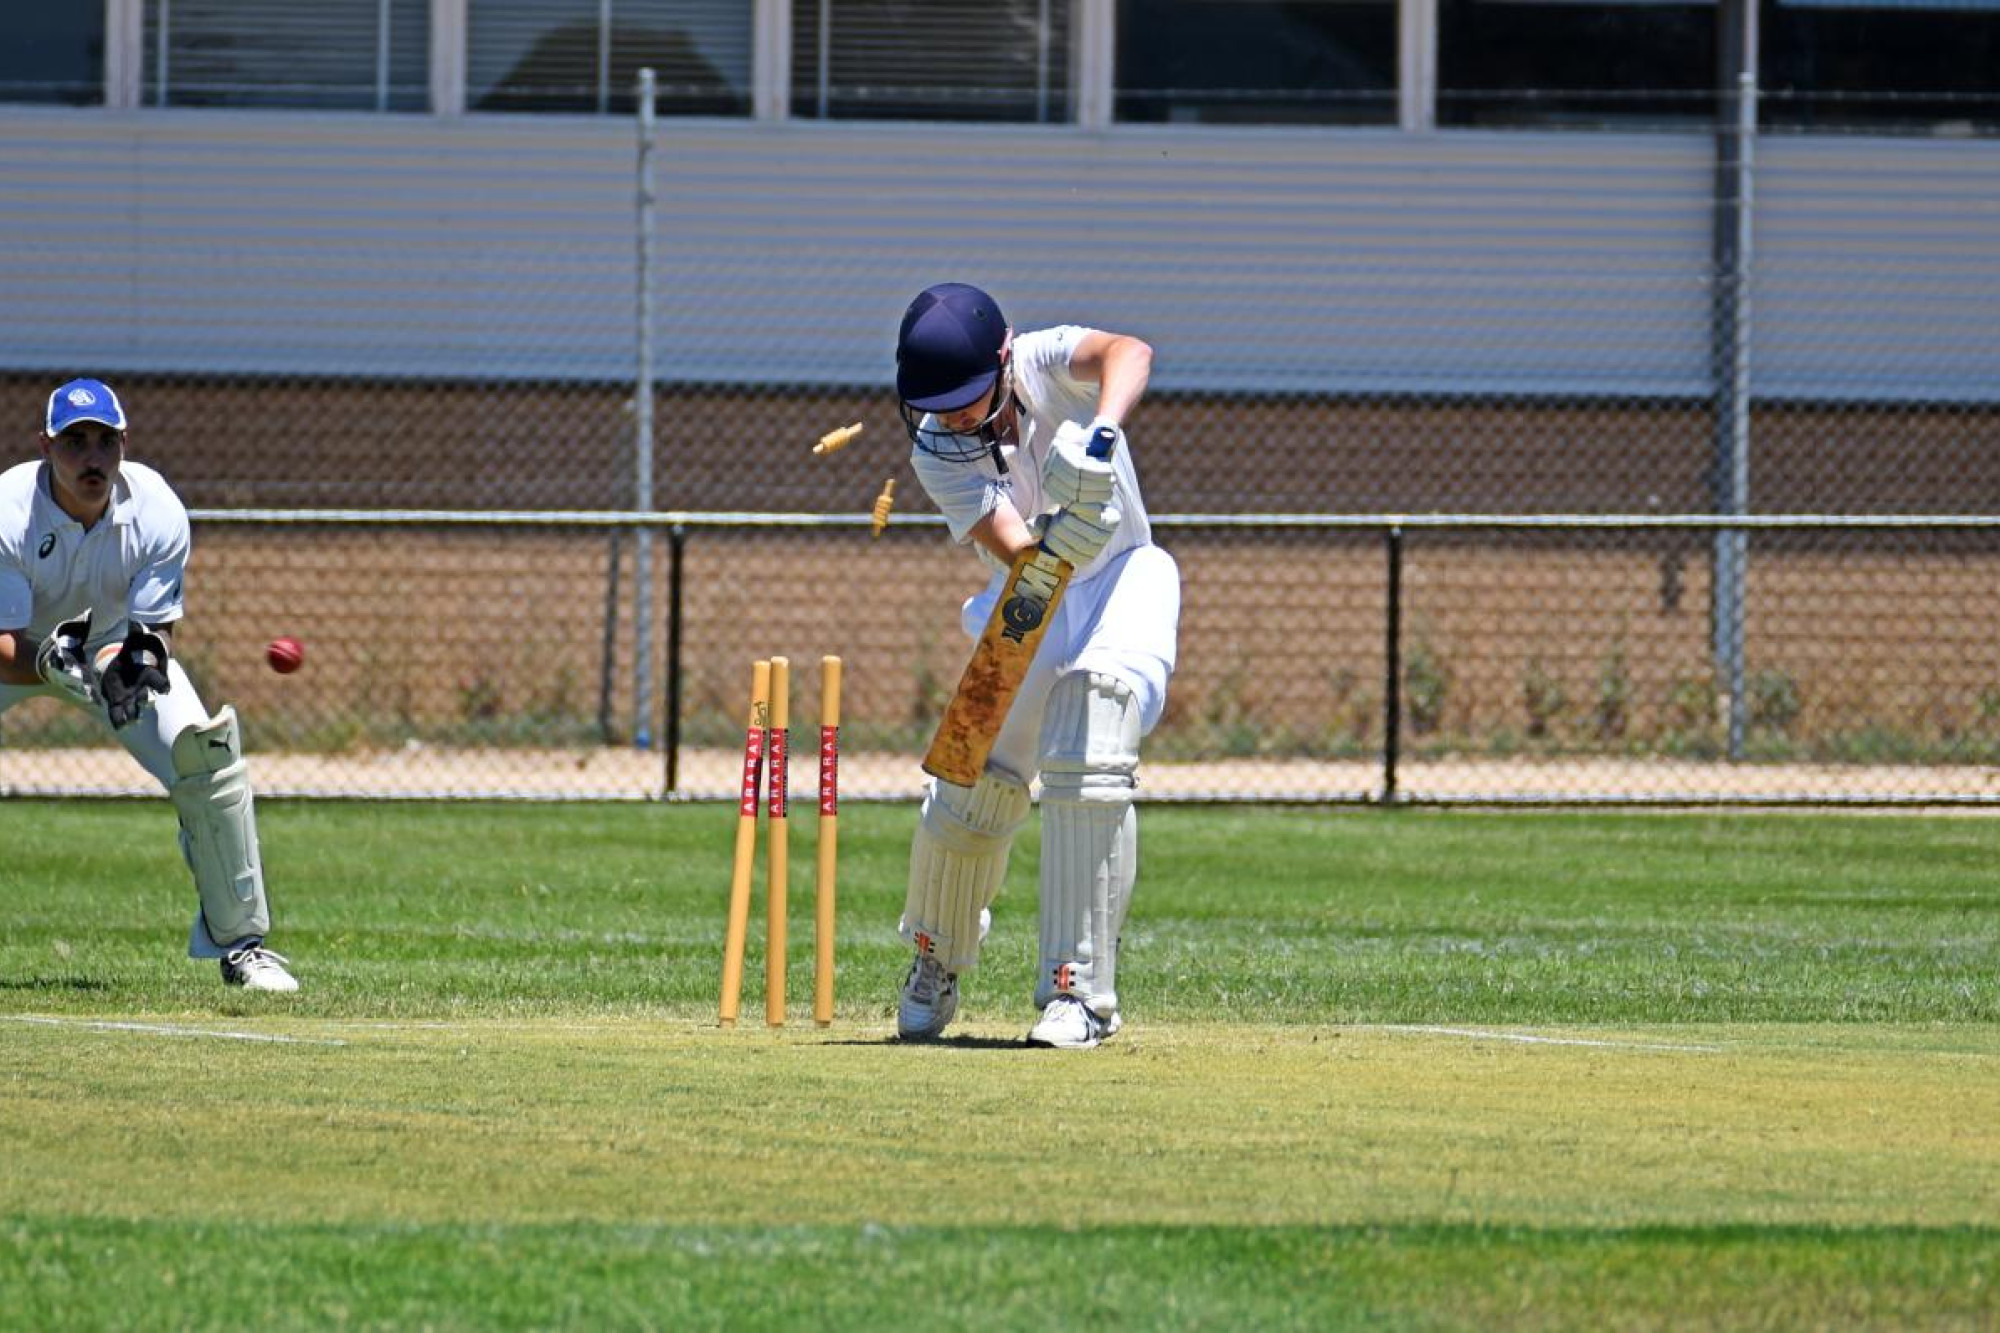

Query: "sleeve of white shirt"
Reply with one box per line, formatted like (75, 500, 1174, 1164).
(128, 490, 190, 626)
(0, 484, 30, 629)
(1011, 326, 1100, 425)
(0, 562, 29, 630)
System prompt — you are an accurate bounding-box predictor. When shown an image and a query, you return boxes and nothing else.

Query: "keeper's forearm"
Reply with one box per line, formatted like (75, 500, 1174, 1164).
(0, 631, 39, 686)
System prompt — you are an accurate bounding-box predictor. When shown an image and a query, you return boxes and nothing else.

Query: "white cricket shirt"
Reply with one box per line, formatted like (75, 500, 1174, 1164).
(910, 324, 1153, 582)
(0, 460, 189, 648)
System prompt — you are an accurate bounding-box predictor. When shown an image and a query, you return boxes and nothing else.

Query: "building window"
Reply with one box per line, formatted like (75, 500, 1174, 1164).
(467, 0, 751, 114)
(143, 0, 429, 110)
(0, 3, 105, 106)
(1764, 0, 2000, 135)
(1436, 0, 1717, 129)
(790, 1, 1072, 122)
(1115, 0, 1396, 125)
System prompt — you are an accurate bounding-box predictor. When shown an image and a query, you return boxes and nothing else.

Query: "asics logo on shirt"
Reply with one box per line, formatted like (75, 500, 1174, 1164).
(37, 533, 56, 558)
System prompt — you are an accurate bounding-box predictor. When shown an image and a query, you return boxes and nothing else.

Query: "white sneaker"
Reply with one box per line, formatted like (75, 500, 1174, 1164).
(221, 943, 300, 993)
(1026, 995, 1122, 1050)
(897, 954, 958, 1040)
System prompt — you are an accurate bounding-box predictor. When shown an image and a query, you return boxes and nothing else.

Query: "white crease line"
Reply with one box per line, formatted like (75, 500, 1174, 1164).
(3, 1015, 347, 1046)
(1368, 1024, 1721, 1054)
(319, 1020, 707, 1035)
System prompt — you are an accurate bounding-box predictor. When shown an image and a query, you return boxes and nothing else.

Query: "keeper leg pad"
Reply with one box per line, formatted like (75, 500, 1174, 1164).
(169, 707, 271, 955)
(1035, 671, 1142, 1016)
(900, 771, 1031, 973)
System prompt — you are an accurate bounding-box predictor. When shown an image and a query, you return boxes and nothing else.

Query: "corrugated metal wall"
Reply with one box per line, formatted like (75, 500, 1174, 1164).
(4, 106, 1994, 402)
(1755, 136, 2000, 404)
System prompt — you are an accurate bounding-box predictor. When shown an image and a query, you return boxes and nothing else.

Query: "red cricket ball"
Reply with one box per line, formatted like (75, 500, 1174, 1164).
(266, 636, 305, 674)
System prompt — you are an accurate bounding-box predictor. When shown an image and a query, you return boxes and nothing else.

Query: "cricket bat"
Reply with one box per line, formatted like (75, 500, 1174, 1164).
(922, 425, 1119, 786)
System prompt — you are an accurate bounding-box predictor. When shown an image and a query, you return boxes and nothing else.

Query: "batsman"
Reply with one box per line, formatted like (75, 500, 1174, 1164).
(892, 283, 1180, 1049)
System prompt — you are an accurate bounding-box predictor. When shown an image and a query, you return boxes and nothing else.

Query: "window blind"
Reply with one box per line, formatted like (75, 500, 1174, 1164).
(467, 0, 752, 114)
(143, 0, 429, 110)
(790, 0, 1072, 122)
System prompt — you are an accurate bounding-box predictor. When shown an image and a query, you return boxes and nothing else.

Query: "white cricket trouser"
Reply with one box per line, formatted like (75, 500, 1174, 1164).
(0, 657, 211, 788)
(958, 543, 1180, 785)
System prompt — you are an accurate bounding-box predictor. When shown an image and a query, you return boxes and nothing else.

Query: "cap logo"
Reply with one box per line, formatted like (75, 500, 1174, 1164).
(67, 388, 98, 407)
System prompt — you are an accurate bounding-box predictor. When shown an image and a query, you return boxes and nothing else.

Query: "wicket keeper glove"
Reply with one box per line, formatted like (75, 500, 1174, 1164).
(97, 623, 172, 730)
(33, 610, 99, 710)
(1035, 502, 1121, 569)
(1043, 420, 1119, 508)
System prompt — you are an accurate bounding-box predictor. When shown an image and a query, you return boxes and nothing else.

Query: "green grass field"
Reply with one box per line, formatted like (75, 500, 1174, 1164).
(3, 800, 1997, 1329)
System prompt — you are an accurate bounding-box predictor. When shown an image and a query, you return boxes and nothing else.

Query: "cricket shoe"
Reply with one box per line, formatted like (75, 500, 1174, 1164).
(897, 954, 958, 1040)
(221, 943, 299, 992)
(1026, 995, 1121, 1050)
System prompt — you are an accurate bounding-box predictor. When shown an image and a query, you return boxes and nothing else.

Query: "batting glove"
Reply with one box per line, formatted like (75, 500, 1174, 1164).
(97, 623, 172, 730)
(1043, 420, 1118, 509)
(34, 610, 100, 710)
(1036, 502, 1121, 569)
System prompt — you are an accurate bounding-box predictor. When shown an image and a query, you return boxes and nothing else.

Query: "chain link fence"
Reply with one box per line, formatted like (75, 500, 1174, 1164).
(5, 504, 1999, 804)
(2, 92, 1998, 803)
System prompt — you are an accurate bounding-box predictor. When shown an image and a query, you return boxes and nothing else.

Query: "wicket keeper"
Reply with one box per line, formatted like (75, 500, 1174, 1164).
(893, 283, 1180, 1048)
(0, 379, 298, 991)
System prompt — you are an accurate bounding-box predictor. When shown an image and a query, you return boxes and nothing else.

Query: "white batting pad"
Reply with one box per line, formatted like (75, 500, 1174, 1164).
(900, 771, 1031, 972)
(1035, 671, 1142, 1016)
(168, 707, 270, 956)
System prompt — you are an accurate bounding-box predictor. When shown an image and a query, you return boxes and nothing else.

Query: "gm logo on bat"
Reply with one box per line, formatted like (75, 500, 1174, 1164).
(999, 552, 1065, 645)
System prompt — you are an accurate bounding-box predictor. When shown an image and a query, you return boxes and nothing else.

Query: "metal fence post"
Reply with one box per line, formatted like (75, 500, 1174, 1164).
(665, 523, 687, 799)
(1382, 522, 1404, 805)
(1711, 10, 1758, 761)
(633, 68, 658, 749)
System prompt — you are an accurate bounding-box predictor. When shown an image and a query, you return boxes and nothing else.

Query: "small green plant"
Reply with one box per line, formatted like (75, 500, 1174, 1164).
(1816, 724, 1926, 765)
(1747, 668, 1803, 737)
(352, 644, 418, 736)
(1522, 657, 1567, 741)
(1326, 667, 1377, 753)
(457, 674, 504, 724)
(1980, 689, 2000, 725)
(296, 716, 367, 753)
(1658, 669, 1719, 759)
(1968, 689, 2000, 748)
(527, 666, 580, 727)
(1404, 639, 1449, 737)
(1199, 658, 1264, 758)
(1595, 639, 1631, 742)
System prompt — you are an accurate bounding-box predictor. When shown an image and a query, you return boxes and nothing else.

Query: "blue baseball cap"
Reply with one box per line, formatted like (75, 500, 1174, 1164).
(45, 378, 127, 435)
(896, 283, 1007, 412)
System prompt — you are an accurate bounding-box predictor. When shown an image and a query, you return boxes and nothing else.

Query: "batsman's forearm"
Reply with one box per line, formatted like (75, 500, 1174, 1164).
(969, 502, 1037, 567)
(1093, 337, 1153, 425)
